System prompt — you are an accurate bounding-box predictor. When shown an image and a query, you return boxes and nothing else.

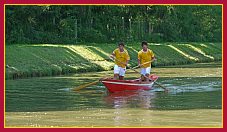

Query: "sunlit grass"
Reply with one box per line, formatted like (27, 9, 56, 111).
(186, 44, 214, 60)
(5, 43, 222, 79)
(68, 46, 104, 61)
(168, 45, 199, 61)
(88, 46, 110, 57)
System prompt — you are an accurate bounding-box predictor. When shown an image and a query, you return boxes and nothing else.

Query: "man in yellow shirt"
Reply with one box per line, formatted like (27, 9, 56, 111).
(138, 41, 155, 82)
(110, 42, 130, 80)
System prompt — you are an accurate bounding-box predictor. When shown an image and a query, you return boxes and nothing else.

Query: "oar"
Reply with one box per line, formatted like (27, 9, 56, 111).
(130, 68, 168, 91)
(73, 76, 110, 91)
(153, 81, 168, 90)
(73, 56, 126, 91)
(73, 80, 100, 91)
(110, 57, 168, 91)
(131, 60, 154, 69)
(108, 56, 154, 69)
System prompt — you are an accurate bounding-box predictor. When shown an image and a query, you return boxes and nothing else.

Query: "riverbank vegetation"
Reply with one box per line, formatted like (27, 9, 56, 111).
(5, 5, 222, 79)
(6, 42, 222, 79)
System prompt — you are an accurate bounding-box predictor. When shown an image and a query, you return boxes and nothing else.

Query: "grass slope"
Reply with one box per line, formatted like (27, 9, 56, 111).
(5, 42, 222, 79)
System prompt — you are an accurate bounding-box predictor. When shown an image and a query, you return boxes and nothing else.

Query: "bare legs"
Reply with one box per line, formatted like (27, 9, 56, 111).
(140, 74, 150, 83)
(119, 76, 124, 80)
(114, 74, 119, 80)
(114, 74, 124, 80)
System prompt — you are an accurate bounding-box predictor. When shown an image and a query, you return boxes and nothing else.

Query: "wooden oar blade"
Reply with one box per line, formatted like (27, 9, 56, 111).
(73, 80, 100, 91)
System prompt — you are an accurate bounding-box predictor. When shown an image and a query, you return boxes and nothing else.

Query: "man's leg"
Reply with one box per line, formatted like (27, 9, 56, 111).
(119, 76, 124, 80)
(114, 65, 120, 80)
(141, 75, 145, 81)
(145, 67, 151, 82)
(145, 74, 150, 83)
(139, 68, 145, 83)
(114, 74, 119, 80)
(119, 67, 126, 80)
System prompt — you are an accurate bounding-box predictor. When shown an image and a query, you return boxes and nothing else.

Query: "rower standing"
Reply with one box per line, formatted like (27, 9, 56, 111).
(110, 42, 130, 80)
(138, 41, 155, 82)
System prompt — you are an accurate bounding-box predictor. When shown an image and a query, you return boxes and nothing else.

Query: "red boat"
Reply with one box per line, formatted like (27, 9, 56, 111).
(101, 75, 159, 93)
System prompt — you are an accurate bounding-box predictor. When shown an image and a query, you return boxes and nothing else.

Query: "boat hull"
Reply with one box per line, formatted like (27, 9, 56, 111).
(101, 75, 158, 93)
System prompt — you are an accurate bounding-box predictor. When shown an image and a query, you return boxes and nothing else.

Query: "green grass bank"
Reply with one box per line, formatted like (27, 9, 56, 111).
(5, 42, 222, 79)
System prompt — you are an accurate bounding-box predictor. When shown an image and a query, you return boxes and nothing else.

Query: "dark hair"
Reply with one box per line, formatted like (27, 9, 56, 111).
(118, 42, 125, 47)
(141, 41, 148, 46)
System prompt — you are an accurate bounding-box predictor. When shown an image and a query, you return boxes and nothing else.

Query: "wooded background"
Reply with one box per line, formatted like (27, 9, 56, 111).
(6, 5, 222, 44)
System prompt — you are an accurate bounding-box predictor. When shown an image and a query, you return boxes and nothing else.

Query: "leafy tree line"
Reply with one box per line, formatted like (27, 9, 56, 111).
(6, 5, 222, 44)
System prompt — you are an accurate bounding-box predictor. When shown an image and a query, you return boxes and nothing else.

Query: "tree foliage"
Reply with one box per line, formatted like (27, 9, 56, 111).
(5, 5, 222, 44)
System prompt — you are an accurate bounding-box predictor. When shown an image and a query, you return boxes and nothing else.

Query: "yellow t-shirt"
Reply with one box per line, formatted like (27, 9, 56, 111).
(138, 49, 155, 68)
(113, 48, 130, 68)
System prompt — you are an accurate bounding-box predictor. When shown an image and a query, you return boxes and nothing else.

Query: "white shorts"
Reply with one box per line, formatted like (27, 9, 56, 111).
(114, 65, 126, 76)
(140, 67, 151, 76)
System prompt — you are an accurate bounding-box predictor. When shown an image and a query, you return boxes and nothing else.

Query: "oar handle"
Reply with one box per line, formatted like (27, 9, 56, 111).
(109, 56, 168, 91)
(129, 66, 168, 91)
(109, 56, 127, 65)
(131, 60, 154, 69)
(110, 56, 153, 70)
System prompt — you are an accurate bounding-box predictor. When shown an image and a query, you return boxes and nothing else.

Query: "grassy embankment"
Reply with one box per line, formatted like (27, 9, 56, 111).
(5, 42, 222, 79)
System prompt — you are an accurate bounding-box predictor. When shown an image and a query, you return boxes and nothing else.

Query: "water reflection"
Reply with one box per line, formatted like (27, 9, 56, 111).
(104, 90, 156, 109)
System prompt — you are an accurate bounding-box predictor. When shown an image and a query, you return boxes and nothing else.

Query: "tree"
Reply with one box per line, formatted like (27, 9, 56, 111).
(5, 5, 222, 44)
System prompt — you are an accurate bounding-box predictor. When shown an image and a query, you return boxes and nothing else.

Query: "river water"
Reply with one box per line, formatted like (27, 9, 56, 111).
(5, 62, 222, 127)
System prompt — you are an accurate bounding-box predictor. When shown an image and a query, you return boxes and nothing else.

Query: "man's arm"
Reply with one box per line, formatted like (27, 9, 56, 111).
(150, 50, 155, 61)
(110, 52, 115, 59)
(125, 60, 129, 67)
(151, 56, 155, 61)
(138, 52, 141, 66)
(138, 59, 141, 66)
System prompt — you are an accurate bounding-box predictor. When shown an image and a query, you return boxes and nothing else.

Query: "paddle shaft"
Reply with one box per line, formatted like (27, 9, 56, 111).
(109, 56, 153, 69)
(73, 56, 136, 91)
(111, 57, 168, 91)
(131, 60, 154, 69)
(74, 57, 164, 91)
(129, 68, 167, 90)
(73, 80, 100, 91)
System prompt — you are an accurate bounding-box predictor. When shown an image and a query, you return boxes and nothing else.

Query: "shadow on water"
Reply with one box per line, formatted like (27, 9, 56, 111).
(5, 75, 222, 112)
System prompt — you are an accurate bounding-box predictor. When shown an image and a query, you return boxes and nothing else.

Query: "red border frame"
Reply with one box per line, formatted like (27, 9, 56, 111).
(1, 0, 225, 131)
